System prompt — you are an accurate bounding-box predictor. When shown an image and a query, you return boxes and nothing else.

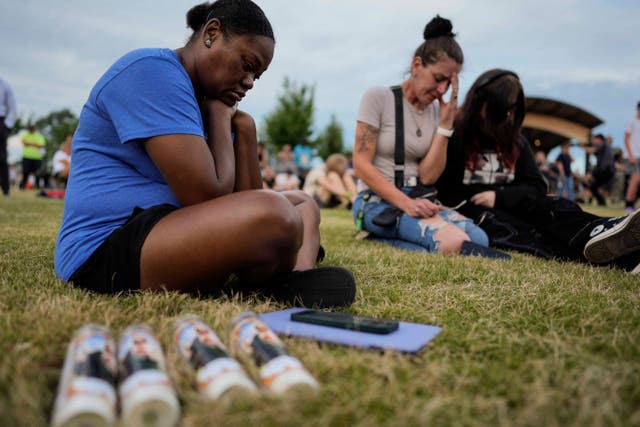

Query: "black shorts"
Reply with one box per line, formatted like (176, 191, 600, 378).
(69, 204, 178, 294)
(313, 193, 341, 208)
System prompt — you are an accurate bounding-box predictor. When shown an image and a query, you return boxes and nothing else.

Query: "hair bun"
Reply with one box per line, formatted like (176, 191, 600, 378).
(423, 15, 455, 40)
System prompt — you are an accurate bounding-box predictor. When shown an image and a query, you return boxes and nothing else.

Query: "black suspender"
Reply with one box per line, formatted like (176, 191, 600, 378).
(391, 85, 405, 189)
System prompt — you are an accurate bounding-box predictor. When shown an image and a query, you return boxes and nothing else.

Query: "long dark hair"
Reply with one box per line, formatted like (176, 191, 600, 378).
(186, 0, 274, 42)
(456, 69, 525, 172)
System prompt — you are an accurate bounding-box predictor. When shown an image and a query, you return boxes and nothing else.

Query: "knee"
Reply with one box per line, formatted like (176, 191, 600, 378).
(466, 226, 489, 247)
(287, 189, 321, 227)
(435, 225, 470, 254)
(325, 171, 342, 184)
(253, 191, 304, 250)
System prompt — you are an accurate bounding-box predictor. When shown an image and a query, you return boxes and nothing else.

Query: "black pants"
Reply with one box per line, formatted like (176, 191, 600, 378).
(458, 196, 602, 262)
(588, 169, 615, 206)
(20, 158, 42, 189)
(0, 119, 8, 195)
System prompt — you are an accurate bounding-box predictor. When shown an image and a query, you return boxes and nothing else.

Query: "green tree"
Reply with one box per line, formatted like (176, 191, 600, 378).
(263, 78, 315, 151)
(315, 114, 344, 160)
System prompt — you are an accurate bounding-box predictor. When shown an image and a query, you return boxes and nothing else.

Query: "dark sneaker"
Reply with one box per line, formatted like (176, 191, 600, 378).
(460, 241, 511, 260)
(584, 209, 640, 263)
(261, 267, 356, 308)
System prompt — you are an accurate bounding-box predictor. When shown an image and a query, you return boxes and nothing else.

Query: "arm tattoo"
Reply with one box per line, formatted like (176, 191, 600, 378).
(357, 123, 379, 153)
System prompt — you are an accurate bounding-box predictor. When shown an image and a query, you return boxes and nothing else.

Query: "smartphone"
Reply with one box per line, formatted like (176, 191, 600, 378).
(290, 310, 399, 334)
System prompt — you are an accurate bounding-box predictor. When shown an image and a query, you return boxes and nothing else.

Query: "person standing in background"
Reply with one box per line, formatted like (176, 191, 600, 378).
(20, 125, 46, 189)
(555, 142, 574, 201)
(624, 101, 640, 212)
(0, 77, 17, 196)
(582, 134, 615, 206)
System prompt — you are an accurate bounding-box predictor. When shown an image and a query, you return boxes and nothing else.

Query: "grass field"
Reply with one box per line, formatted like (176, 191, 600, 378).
(1, 190, 639, 427)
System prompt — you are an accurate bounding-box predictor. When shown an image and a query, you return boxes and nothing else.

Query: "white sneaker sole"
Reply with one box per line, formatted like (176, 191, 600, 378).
(583, 209, 640, 263)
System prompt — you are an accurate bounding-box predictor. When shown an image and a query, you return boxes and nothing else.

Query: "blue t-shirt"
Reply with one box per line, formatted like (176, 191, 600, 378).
(54, 48, 204, 281)
(293, 144, 314, 171)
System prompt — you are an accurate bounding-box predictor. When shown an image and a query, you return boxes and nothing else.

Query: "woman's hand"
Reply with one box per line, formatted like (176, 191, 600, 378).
(470, 191, 496, 208)
(231, 109, 255, 132)
(202, 99, 237, 121)
(399, 197, 443, 218)
(438, 72, 459, 129)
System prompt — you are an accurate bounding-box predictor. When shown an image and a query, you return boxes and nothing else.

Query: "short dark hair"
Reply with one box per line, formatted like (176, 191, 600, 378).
(413, 15, 463, 66)
(594, 133, 605, 140)
(186, 0, 274, 42)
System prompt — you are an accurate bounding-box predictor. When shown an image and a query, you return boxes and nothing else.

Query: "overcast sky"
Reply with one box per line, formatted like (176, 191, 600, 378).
(1, 0, 639, 157)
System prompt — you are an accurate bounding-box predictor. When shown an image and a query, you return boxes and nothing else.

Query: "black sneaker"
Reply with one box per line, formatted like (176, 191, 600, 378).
(584, 209, 640, 263)
(460, 241, 511, 260)
(261, 267, 356, 308)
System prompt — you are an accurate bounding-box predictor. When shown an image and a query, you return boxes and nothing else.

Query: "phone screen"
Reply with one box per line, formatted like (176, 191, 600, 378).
(290, 310, 399, 334)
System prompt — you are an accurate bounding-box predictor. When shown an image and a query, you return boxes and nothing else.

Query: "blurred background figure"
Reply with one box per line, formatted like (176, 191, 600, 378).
(582, 133, 615, 206)
(303, 153, 357, 209)
(276, 143, 297, 175)
(555, 142, 574, 201)
(0, 77, 17, 196)
(611, 146, 627, 204)
(261, 164, 276, 189)
(257, 141, 270, 170)
(293, 140, 314, 184)
(51, 133, 72, 188)
(535, 151, 559, 195)
(624, 101, 640, 212)
(273, 169, 300, 191)
(20, 124, 46, 189)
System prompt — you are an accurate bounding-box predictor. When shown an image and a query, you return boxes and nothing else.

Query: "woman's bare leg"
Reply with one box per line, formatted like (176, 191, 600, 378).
(139, 190, 303, 292)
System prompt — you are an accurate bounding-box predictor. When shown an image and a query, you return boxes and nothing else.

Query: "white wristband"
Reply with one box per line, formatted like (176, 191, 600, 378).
(436, 126, 454, 138)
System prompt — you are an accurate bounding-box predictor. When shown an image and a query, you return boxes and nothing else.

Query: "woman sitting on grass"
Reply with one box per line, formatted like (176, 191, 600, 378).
(54, 0, 356, 306)
(303, 154, 357, 209)
(352, 16, 504, 258)
(436, 69, 640, 271)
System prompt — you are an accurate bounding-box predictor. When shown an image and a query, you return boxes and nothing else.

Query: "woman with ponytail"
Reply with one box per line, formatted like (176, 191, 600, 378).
(352, 16, 499, 257)
(54, 0, 356, 305)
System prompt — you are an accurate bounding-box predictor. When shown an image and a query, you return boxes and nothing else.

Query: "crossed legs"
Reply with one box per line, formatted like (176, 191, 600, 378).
(140, 189, 320, 292)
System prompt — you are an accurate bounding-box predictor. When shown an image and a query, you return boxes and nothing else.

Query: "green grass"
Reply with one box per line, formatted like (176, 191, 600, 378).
(1, 191, 639, 426)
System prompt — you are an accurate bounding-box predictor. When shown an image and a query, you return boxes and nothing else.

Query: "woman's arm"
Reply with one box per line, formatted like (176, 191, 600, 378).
(144, 99, 237, 206)
(232, 110, 262, 191)
(353, 121, 440, 217)
(418, 73, 458, 185)
(417, 133, 450, 184)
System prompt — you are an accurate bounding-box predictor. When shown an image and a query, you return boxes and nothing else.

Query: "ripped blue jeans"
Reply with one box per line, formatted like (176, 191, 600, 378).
(353, 189, 489, 252)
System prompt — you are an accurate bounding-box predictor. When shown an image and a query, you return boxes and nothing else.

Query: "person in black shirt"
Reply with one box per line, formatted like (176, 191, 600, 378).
(582, 134, 615, 206)
(436, 69, 640, 270)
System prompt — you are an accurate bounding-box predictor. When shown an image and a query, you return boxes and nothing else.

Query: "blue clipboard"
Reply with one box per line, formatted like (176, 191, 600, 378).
(259, 308, 442, 353)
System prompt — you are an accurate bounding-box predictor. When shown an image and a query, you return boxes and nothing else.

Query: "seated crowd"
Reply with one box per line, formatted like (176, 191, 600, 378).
(51, 2, 639, 315)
